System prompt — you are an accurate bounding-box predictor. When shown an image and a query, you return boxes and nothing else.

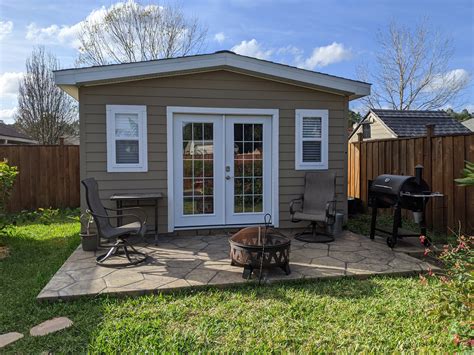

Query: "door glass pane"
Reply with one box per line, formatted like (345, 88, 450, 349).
(233, 123, 263, 214)
(182, 122, 214, 215)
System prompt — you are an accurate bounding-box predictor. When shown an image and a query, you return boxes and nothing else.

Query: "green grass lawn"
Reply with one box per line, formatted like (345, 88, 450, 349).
(0, 210, 462, 353)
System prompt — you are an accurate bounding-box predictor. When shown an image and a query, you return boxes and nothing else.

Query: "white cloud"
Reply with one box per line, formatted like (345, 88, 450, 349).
(0, 72, 23, 98)
(296, 42, 352, 70)
(214, 32, 226, 44)
(276, 45, 303, 57)
(0, 108, 17, 124)
(26, 22, 82, 49)
(427, 69, 470, 91)
(464, 104, 474, 113)
(0, 20, 13, 40)
(231, 39, 273, 60)
(25, 1, 165, 50)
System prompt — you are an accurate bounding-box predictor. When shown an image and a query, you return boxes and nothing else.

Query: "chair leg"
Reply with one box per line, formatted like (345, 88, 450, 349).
(96, 238, 147, 267)
(295, 222, 335, 243)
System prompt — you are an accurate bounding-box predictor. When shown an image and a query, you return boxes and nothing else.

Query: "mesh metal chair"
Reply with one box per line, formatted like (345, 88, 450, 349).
(289, 172, 337, 243)
(81, 178, 148, 267)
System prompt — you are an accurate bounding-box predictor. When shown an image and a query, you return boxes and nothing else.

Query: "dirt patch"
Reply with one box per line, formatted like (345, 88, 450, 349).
(0, 245, 10, 260)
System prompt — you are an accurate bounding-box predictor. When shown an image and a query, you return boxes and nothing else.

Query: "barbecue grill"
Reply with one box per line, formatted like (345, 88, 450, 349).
(368, 165, 442, 248)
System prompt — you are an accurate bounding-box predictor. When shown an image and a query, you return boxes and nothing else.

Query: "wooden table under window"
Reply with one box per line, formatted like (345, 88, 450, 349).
(110, 193, 164, 244)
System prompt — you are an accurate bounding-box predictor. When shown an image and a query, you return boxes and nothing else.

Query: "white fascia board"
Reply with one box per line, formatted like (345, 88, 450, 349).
(54, 52, 371, 100)
(0, 135, 38, 144)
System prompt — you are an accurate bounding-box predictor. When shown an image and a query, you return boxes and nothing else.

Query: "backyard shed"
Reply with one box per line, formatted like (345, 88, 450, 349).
(54, 51, 370, 233)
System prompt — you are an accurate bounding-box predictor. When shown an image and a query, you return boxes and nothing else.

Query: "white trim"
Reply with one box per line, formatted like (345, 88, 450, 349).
(295, 109, 329, 170)
(0, 135, 37, 144)
(166, 106, 279, 232)
(106, 104, 148, 172)
(54, 52, 370, 101)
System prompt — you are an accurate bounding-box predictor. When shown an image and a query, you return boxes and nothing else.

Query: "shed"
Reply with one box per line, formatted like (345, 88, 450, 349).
(54, 51, 370, 233)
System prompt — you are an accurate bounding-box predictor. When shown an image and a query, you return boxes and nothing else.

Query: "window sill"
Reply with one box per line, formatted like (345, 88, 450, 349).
(295, 163, 328, 170)
(107, 165, 148, 173)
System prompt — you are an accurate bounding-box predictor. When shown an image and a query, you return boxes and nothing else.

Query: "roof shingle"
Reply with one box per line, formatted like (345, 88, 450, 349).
(0, 123, 35, 140)
(371, 109, 470, 137)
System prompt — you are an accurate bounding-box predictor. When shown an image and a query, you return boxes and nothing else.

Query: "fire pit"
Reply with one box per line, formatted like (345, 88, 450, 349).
(229, 225, 291, 279)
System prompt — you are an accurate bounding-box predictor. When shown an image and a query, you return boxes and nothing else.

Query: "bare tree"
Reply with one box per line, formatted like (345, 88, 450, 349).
(358, 20, 469, 110)
(16, 47, 77, 144)
(76, 1, 207, 66)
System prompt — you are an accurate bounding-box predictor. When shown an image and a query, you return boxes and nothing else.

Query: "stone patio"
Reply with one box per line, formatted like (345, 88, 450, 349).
(37, 231, 436, 301)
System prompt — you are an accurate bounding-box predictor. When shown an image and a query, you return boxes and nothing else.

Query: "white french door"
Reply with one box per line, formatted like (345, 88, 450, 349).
(172, 114, 272, 228)
(224, 116, 272, 225)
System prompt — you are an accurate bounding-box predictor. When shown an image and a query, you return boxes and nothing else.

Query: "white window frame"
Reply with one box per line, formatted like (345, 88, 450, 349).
(106, 104, 148, 172)
(295, 109, 329, 170)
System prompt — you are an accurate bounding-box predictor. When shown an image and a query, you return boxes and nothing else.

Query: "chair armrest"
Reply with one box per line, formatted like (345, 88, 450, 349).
(325, 200, 337, 220)
(86, 209, 146, 226)
(289, 196, 304, 215)
(105, 206, 148, 223)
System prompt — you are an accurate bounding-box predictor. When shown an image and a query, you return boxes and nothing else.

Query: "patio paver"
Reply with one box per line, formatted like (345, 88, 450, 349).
(37, 231, 437, 301)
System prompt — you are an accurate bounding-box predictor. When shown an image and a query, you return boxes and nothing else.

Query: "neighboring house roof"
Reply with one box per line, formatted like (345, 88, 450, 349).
(349, 109, 471, 139)
(0, 122, 37, 143)
(461, 118, 474, 132)
(61, 135, 80, 145)
(54, 51, 371, 101)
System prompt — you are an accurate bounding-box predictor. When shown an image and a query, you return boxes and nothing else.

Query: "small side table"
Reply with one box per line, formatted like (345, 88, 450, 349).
(110, 193, 164, 244)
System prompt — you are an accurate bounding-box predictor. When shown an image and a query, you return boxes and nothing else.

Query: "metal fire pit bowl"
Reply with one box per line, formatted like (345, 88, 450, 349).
(229, 226, 291, 279)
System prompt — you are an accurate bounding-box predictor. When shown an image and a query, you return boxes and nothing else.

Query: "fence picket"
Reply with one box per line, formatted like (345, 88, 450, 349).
(0, 145, 80, 212)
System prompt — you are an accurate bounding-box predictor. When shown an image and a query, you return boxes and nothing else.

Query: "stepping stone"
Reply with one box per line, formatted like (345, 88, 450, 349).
(0, 332, 24, 348)
(30, 317, 73, 337)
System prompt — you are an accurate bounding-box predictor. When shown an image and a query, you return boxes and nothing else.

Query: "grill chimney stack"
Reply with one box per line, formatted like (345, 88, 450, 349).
(415, 165, 423, 186)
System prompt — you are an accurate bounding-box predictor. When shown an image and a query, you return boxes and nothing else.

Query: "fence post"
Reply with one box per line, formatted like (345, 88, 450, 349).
(424, 124, 435, 230)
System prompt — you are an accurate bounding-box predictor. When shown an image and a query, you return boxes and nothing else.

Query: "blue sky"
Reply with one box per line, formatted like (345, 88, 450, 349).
(0, 0, 473, 123)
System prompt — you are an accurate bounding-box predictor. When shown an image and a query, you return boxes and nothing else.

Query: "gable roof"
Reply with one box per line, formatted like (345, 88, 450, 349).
(54, 51, 370, 101)
(462, 118, 474, 132)
(0, 122, 36, 142)
(349, 109, 471, 139)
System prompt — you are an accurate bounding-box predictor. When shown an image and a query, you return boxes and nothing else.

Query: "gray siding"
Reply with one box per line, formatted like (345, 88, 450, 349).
(79, 70, 349, 232)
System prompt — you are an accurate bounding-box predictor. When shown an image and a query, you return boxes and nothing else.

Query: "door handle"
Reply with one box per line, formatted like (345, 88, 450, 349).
(225, 175, 232, 180)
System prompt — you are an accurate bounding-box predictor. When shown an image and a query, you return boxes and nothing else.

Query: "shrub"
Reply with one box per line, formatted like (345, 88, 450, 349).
(0, 159, 18, 212)
(421, 233, 473, 347)
(454, 161, 474, 187)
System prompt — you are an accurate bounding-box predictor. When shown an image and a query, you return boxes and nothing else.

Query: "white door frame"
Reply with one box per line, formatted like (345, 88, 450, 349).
(167, 106, 279, 232)
(224, 116, 272, 225)
(172, 114, 225, 227)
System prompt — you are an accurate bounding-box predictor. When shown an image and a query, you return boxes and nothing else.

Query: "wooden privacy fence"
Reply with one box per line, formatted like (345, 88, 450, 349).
(348, 131, 474, 234)
(0, 145, 80, 212)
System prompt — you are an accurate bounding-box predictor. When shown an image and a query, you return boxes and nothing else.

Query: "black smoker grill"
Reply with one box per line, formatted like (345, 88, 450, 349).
(368, 165, 442, 248)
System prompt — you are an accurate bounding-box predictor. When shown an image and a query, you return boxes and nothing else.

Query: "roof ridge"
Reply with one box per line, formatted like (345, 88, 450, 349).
(54, 51, 371, 85)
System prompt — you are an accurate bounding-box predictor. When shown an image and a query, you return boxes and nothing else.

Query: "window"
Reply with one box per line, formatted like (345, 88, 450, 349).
(106, 105, 148, 172)
(295, 109, 328, 170)
(362, 123, 371, 139)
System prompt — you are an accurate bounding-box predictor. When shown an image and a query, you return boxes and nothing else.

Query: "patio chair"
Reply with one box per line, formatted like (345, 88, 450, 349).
(81, 177, 148, 267)
(289, 172, 337, 243)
